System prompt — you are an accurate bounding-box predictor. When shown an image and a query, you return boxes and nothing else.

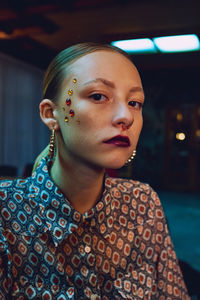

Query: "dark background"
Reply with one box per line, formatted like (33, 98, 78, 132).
(0, 0, 199, 297)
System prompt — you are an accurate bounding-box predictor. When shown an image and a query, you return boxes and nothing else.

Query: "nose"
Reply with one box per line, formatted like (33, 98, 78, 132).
(112, 101, 134, 130)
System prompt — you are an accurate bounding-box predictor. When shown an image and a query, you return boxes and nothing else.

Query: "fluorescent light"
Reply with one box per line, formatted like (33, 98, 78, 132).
(111, 38, 157, 54)
(153, 34, 200, 53)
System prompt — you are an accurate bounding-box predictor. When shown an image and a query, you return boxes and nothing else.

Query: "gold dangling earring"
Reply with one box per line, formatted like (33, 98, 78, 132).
(48, 128, 55, 161)
(126, 150, 136, 165)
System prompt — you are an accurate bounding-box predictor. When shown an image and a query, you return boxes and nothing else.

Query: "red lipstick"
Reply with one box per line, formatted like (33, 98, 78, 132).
(104, 135, 130, 147)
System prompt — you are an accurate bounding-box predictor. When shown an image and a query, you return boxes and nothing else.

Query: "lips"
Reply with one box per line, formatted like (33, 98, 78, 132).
(104, 135, 130, 147)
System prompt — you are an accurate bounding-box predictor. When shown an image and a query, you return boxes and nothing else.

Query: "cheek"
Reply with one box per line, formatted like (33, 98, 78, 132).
(137, 113, 143, 126)
(58, 105, 76, 125)
(59, 99, 106, 141)
(139, 116, 143, 131)
(73, 103, 104, 129)
(133, 115, 143, 137)
(59, 108, 96, 141)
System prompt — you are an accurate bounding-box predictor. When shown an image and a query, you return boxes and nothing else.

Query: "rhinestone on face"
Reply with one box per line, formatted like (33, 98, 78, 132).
(69, 109, 75, 117)
(66, 98, 71, 106)
(68, 89, 73, 95)
(65, 117, 69, 123)
(73, 78, 77, 83)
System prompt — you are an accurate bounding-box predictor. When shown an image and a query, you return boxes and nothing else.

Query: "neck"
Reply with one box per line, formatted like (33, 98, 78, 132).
(50, 151, 105, 214)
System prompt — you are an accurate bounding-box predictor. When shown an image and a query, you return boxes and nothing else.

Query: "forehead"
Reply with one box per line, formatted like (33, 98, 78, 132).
(67, 50, 142, 86)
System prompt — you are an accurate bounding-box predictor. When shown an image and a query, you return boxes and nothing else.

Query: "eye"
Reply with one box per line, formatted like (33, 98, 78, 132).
(89, 93, 107, 101)
(128, 100, 143, 110)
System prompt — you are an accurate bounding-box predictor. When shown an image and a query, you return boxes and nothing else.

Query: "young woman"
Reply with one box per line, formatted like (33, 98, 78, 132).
(0, 43, 190, 299)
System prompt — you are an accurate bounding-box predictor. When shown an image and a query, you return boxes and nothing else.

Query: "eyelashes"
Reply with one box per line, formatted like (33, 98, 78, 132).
(89, 93, 107, 101)
(89, 93, 143, 110)
(128, 100, 143, 110)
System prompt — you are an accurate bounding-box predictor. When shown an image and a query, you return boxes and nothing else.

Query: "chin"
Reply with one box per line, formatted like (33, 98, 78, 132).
(88, 155, 127, 170)
(103, 160, 126, 170)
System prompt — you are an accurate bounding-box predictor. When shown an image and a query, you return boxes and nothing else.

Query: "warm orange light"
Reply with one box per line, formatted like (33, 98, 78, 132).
(176, 132, 186, 141)
(196, 129, 200, 137)
(0, 31, 9, 39)
(176, 113, 183, 121)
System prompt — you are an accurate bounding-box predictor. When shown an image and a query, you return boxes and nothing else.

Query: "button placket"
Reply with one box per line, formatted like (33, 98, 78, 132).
(81, 216, 102, 294)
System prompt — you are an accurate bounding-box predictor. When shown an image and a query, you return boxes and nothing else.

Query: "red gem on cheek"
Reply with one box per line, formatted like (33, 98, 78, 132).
(69, 109, 75, 117)
(66, 98, 71, 106)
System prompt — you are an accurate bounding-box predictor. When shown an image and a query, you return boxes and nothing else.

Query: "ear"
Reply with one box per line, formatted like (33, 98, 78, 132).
(39, 99, 60, 130)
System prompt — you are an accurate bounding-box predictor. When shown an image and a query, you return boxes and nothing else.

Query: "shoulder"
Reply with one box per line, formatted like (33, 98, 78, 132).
(105, 176, 163, 214)
(0, 178, 15, 201)
(104, 177, 168, 241)
(0, 177, 31, 204)
(105, 176, 159, 198)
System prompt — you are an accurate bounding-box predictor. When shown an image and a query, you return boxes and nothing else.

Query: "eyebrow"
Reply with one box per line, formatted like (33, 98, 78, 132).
(83, 78, 115, 88)
(83, 77, 144, 94)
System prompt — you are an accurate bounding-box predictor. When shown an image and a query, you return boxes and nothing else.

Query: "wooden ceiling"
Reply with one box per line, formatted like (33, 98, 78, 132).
(0, 0, 200, 69)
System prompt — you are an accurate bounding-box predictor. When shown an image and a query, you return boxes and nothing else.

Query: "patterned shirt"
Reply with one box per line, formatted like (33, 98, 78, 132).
(0, 157, 190, 300)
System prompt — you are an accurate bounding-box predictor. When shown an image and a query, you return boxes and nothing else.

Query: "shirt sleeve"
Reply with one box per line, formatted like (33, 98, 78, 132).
(151, 190, 191, 300)
(0, 207, 11, 298)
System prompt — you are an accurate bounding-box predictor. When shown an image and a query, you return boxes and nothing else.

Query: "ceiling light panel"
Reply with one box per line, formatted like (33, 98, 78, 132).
(111, 38, 157, 54)
(153, 34, 200, 53)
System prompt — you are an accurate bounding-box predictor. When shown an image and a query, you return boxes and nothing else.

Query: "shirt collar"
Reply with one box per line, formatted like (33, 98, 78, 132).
(30, 156, 114, 246)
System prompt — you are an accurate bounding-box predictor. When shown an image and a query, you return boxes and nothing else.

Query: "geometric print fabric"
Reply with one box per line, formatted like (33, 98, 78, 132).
(0, 157, 190, 299)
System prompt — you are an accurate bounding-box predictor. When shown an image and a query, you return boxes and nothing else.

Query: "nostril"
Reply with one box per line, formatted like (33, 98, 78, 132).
(121, 124, 127, 130)
(117, 121, 133, 131)
(117, 123, 128, 131)
(113, 108, 134, 129)
(126, 122, 133, 130)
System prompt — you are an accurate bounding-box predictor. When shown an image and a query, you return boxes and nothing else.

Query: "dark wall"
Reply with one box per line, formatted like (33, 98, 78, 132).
(119, 59, 200, 191)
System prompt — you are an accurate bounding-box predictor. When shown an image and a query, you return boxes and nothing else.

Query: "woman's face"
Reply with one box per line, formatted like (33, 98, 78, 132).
(54, 50, 144, 169)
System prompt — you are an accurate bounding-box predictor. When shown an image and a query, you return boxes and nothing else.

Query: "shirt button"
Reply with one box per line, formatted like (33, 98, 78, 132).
(91, 294, 100, 300)
(85, 245, 91, 253)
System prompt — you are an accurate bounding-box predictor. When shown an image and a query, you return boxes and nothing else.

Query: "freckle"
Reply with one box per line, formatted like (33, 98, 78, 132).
(62, 107, 65, 111)
(76, 120, 80, 125)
